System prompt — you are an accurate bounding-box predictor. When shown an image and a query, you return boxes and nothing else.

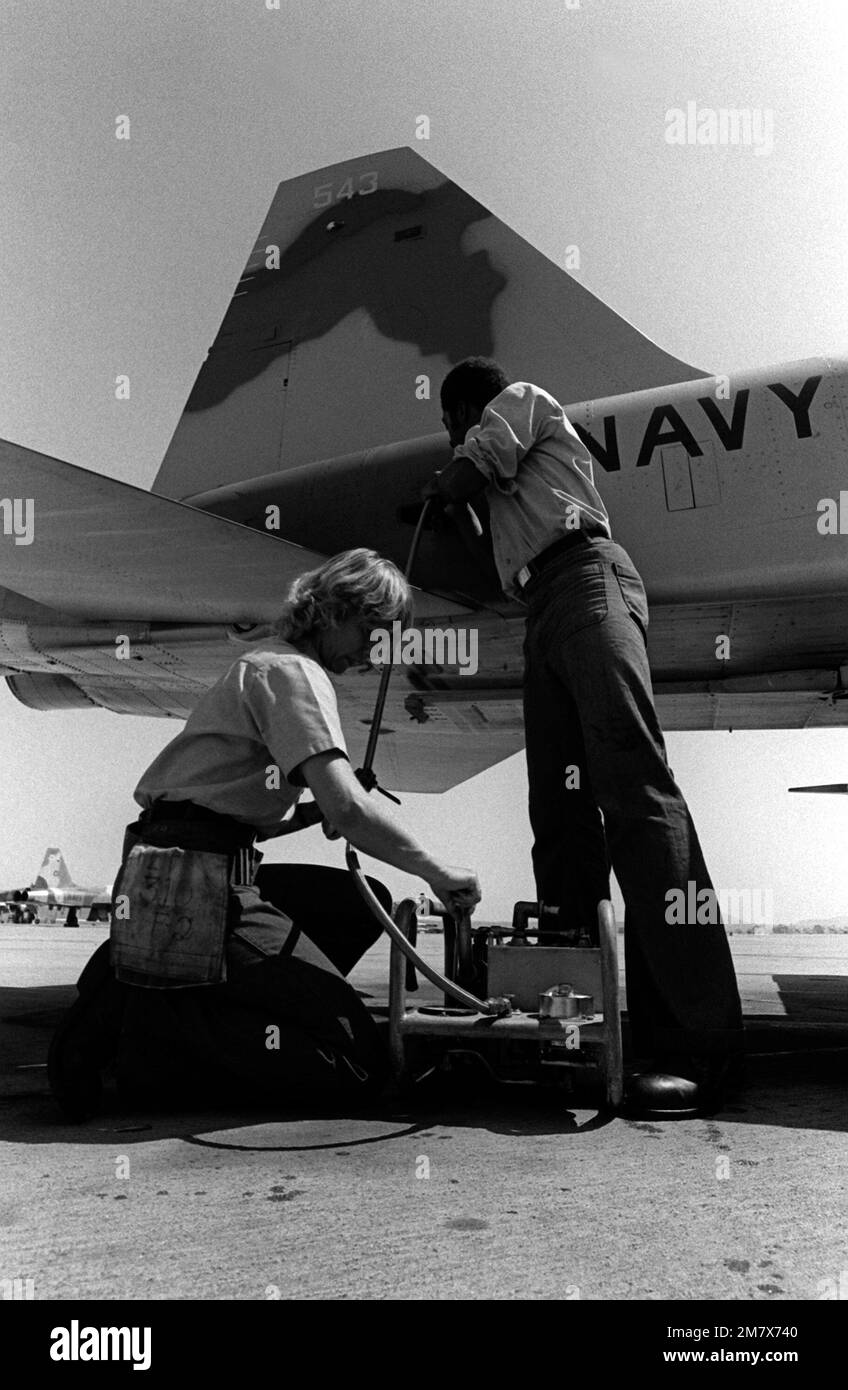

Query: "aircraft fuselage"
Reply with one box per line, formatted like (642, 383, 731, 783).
(186, 356, 847, 611)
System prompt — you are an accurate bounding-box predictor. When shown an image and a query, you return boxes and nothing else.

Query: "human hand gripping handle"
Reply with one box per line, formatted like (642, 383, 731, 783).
(425, 865, 482, 917)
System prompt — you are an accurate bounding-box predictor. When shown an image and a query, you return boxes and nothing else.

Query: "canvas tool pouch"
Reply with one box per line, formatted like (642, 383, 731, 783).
(110, 844, 230, 989)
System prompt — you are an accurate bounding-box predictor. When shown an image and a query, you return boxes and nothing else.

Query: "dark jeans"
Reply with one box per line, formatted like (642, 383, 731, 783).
(522, 537, 744, 1061)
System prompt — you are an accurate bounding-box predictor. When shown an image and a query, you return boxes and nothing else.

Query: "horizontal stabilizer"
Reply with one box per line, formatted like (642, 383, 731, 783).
(788, 784, 848, 794)
(0, 438, 462, 624)
(0, 438, 327, 622)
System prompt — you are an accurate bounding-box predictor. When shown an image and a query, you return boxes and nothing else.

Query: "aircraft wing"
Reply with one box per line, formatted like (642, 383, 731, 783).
(0, 436, 466, 623)
(0, 437, 332, 623)
(4, 439, 848, 786)
(0, 439, 521, 791)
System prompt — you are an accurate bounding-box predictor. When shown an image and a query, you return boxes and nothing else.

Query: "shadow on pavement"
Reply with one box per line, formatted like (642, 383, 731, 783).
(2, 982, 847, 1146)
(772, 973, 848, 1024)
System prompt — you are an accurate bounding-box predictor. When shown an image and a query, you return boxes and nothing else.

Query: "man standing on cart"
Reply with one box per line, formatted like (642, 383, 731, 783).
(425, 358, 743, 1117)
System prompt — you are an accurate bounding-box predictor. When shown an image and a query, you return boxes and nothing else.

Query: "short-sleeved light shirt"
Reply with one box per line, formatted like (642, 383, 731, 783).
(453, 382, 611, 598)
(134, 641, 346, 833)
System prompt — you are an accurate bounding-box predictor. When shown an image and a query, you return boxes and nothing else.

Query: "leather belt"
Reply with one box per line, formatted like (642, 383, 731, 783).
(136, 801, 261, 887)
(516, 529, 598, 591)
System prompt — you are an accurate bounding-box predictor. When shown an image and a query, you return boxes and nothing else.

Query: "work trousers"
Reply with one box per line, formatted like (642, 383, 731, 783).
(522, 537, 744, 1061)
(72, 816, 389, 1107)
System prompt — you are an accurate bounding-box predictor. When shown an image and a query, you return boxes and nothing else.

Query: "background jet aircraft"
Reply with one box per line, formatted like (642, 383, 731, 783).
(1, 146, 847, 794)
(0, 847, 113, 922)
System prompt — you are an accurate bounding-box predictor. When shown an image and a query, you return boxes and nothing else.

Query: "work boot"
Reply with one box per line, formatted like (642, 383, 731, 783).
(624, 1053, 743, 1119)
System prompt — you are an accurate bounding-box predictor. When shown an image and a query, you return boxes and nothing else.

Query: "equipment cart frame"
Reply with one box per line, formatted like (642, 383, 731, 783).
(387, 898, 624, 1108)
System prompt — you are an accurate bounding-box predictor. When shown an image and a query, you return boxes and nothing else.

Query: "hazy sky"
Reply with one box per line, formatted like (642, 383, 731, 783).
(1, 0, 847, 920)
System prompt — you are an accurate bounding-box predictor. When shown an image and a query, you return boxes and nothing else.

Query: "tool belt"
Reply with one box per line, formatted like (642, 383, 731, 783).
(138, 799, 261, 883)
(110, 800, 262, 989)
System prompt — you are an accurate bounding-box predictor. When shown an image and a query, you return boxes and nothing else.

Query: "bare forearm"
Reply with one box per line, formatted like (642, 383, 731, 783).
(302, 750, 481, 912)
(336, 800, 439, 880)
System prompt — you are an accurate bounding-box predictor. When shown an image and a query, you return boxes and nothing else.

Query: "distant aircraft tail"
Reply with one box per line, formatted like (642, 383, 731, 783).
(152, 146, 707, 503)
(32, 846, 73, 890)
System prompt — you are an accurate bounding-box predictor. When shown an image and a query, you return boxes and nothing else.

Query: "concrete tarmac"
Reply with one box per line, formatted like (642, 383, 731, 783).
(1, 924, 847, 1300)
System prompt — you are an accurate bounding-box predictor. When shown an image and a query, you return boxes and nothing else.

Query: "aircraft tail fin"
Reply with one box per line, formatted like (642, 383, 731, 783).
(152, 146, 707, 502)
(32, 847, 73, 890)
